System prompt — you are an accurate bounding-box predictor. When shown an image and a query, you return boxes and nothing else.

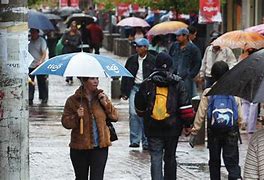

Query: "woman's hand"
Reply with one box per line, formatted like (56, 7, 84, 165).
(77, 106, 84, 118)
(98, 92, 107, 107)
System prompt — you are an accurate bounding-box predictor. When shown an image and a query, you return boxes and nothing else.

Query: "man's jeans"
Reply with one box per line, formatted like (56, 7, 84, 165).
(129, 85, 148, 146)
(148, 137, 179, 180)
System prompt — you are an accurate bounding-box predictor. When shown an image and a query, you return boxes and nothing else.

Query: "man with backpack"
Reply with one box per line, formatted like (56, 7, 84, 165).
(189, 61, 242, 180)
(134, 52, 195, 180)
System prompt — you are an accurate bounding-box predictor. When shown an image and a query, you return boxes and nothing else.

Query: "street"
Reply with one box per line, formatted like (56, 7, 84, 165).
(29, 48, 250, 180)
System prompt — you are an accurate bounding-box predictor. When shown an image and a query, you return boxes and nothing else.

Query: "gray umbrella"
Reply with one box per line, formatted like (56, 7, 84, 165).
(44, 13, 61, 20)
(206, 48, 264, 103)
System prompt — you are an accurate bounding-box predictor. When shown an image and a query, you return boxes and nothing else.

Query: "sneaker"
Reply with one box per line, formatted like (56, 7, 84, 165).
(129, 143, 139, 148)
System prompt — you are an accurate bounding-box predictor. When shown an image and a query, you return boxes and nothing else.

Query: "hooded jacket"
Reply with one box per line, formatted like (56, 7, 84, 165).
(135, 70, 193, 137)
(61, 86, 118, 150)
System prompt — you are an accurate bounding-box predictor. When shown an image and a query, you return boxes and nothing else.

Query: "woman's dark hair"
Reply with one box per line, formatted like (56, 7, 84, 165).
(77, 77, 90, 85)
(211, 61, 229, 82)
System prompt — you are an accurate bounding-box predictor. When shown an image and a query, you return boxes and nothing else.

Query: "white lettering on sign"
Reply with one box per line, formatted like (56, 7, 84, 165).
(203, 6, 218, 12)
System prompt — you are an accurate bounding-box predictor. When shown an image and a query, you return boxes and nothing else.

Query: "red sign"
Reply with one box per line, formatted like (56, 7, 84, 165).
(131, 4, 139, 12)
(70, 0, 79, 7)
(60, 0, 79, 7)
(199, 0, 222, 23)
(117, 3, 129, 16)
(60, 0, 68, 7)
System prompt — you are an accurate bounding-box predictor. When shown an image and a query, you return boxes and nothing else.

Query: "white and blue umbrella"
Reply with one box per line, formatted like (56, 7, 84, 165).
(30, 52, 133, 78)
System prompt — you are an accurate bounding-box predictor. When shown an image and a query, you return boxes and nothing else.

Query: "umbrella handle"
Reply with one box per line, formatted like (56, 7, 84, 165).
(80, 118, 83, 134)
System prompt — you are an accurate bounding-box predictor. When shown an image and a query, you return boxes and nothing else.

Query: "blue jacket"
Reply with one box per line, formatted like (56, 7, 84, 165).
(169, 42, 201, 79)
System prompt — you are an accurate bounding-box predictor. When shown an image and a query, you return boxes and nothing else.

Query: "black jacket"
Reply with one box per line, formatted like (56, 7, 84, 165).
(135, 70, 192, 137)
(120, 53, 156, 97)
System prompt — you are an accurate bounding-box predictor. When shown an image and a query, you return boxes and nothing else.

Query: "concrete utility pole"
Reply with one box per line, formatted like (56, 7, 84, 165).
(0, 0, 29, 179)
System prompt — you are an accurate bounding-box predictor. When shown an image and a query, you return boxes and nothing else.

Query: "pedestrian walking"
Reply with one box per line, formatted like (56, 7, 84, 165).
(244, 128, 264, 179)
(120, 38, 156, 150)
(239, 47, 259, 140)
(61, 77, 118, 180)
(169, 28, 201, 99)
(28, 28, 48, 106)
(61, 21, 82, 84)
(134, 52, 194, 180)
(189, 61, 242, 180)
(198, 31, 237, 88)
(148, 35, 168, 56)
(86, 18, 104, 54)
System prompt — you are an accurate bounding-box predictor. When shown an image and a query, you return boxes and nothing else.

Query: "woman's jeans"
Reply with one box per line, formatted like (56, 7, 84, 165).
(70, 147, 108, 180)
(148, 136, 179, 180)
(129, 85, 148, 146)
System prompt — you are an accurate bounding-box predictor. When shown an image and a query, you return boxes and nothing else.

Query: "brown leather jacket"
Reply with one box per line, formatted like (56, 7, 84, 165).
(61, 87, 118, 150)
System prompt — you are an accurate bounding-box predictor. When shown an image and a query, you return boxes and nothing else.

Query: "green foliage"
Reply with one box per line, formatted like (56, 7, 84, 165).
(28, 0, 42, 7)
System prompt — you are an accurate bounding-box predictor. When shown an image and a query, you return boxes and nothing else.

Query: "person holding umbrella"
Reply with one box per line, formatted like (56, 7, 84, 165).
(61, 76, 118, 180)
(28, 28, 48, 106)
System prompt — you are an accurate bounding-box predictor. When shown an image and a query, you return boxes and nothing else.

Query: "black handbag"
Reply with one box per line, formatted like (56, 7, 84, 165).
(106, 118, 118, 142)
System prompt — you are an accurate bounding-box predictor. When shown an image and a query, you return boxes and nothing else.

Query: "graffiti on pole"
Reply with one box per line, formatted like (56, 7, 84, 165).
(0, 91, 4, 121)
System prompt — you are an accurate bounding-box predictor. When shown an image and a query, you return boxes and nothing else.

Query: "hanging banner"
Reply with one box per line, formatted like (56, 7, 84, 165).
(60, 0, 79, 7)
(60, 0, 68, 7)
(70, 0, 79, 7)
(117, 3, 129, 17)
(198, 0, 222, 24)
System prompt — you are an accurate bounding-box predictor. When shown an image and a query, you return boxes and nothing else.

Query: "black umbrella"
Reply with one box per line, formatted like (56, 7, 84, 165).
(206, 48, 264, 103)
(65, 13, 95, 27)
(58, 7, 82, 17)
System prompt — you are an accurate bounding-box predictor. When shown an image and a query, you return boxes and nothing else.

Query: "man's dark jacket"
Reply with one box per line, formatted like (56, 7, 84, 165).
(169, 41, 201, 79)
(134, 70, 192, 137)
(121, 53, 156, 97)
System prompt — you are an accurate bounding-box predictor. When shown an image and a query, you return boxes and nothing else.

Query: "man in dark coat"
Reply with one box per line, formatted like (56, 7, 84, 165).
(169, 28, 202, 100)
(134, 52, 194, 180)
(120, 38, 156, 150)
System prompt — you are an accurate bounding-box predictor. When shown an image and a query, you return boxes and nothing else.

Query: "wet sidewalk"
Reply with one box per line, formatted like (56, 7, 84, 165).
(29, 48, 251, 180)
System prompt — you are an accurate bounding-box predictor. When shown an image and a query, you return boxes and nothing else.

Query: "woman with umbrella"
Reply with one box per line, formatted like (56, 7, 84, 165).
(61, 76, 118, 180)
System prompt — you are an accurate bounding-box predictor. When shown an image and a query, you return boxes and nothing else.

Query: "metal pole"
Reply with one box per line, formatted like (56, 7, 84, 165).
(0, 0, 29, 179)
